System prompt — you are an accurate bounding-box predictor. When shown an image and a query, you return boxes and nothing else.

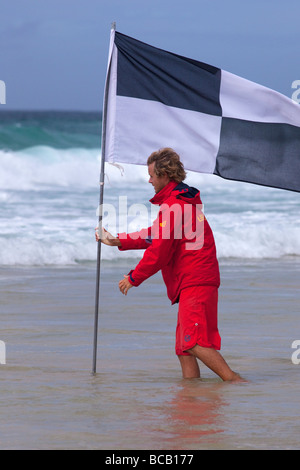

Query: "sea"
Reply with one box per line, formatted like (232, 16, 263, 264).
(0, 110, 299, 266)
(0, 110, 299, 450)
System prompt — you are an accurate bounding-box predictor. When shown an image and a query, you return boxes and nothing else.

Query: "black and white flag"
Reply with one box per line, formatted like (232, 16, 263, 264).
(104, 29, 300, 193)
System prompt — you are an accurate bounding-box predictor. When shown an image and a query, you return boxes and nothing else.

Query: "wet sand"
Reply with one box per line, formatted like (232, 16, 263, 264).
(0, 259, 299, 449)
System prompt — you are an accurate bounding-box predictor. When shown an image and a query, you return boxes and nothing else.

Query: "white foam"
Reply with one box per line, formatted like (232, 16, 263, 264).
(0, 147, 101, 190)
(0, 145, 299, 265)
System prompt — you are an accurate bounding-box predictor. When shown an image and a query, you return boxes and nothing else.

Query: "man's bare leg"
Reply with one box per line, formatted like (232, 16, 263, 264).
(178, 355, 200, 379)
(187, 344, 243, 382)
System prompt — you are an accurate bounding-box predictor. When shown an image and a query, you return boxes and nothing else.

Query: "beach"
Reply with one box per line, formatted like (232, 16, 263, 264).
(0, 111, 299, 450)
(0, 258, 299, 450)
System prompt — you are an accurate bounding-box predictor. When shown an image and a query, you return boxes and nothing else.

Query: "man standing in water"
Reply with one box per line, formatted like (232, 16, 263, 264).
(96, 148, 242, 382)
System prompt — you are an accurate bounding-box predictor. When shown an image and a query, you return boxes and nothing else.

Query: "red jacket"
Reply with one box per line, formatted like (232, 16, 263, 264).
(118, 180, 220, 304)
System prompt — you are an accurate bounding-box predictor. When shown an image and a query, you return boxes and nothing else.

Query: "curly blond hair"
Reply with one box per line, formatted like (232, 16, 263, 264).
(147, 148, 186, 183)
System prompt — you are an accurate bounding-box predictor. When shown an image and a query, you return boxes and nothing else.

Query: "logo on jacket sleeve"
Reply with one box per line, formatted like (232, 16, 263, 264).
(197, 214, 206, 223)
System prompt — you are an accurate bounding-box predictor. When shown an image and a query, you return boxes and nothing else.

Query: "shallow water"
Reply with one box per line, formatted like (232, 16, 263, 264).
(0, 260, 299, 449)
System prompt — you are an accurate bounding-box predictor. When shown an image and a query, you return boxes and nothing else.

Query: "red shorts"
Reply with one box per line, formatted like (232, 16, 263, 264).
(176, 285, 221, 356)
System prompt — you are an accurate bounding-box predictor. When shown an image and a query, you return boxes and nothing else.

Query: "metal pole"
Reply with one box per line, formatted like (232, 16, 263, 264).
(92, 22, 116, 374)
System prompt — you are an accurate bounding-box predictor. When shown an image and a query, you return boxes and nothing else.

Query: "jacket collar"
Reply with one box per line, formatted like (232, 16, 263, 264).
(149, 180, 178, 206)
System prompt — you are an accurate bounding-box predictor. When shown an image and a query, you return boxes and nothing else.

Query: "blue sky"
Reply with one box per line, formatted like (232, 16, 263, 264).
(2, 0, 299, 110)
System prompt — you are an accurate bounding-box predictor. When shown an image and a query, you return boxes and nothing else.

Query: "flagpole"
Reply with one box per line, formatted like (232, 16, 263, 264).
(92, 22, 116, 375)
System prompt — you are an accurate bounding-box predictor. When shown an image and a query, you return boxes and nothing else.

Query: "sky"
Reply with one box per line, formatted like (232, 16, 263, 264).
(1, 0, 299, 110)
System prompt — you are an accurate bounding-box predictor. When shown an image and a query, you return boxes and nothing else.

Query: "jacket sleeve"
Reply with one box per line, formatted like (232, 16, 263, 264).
(118, 227, 152, 251)
(127, 202, 182, 286)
